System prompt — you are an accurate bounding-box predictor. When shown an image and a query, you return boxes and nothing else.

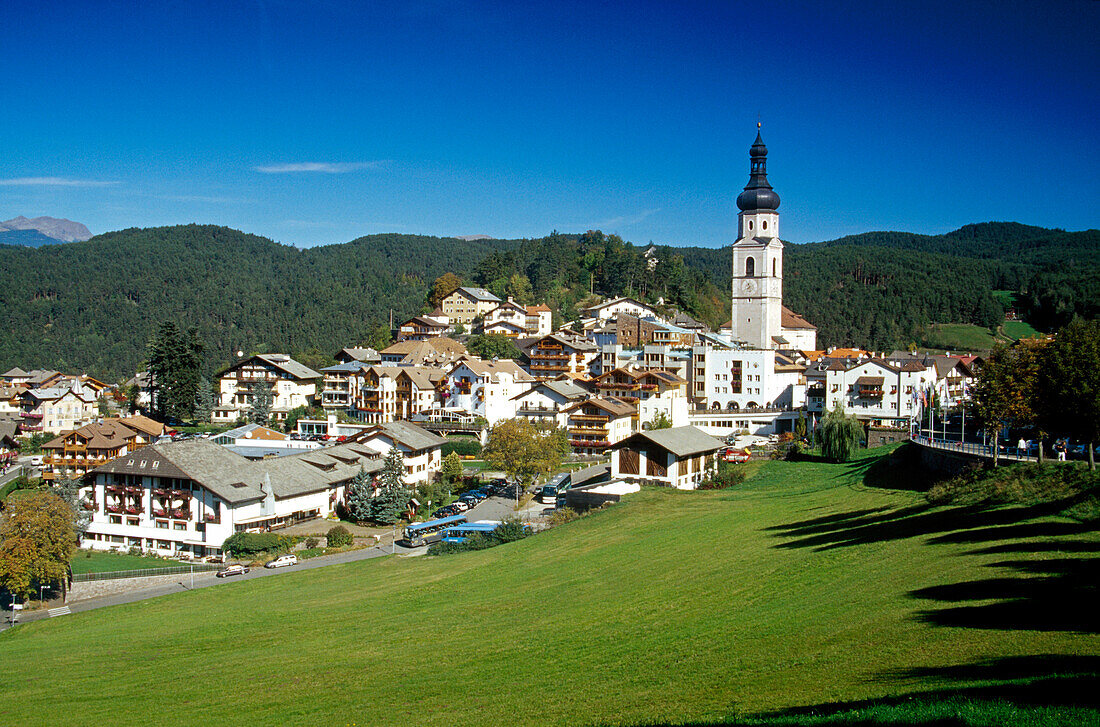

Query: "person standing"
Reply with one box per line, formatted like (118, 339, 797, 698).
(1017, 437, 1028, 459)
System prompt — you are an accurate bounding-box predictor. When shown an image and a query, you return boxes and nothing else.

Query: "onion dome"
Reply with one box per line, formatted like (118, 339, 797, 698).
(736, 126, 780, 211)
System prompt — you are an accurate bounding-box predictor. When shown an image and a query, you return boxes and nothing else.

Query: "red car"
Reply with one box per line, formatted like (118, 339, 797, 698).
(722, 448, 751, 463)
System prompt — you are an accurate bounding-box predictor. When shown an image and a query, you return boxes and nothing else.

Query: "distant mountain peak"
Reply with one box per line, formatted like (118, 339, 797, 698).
(455, 234, 494, 241)
(0, 215, 92, 243)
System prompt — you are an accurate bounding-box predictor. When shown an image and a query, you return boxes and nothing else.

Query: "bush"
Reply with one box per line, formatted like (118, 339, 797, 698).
(441, 438, 482, 458)
(548, 507, 581, 526)
(327, 525, 353, 547)
(222, 531, 292, 557)
(698, 462, 747, 490)
(304, 537, 319, 549)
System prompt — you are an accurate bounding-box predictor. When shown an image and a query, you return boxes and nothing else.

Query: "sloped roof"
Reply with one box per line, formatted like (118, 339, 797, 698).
(780, 306, 817, 330)
(337, 347, 381, 362)
(456, 358, 536, 382)
(456, 286, 501, 302)
(2, 367, 27, 378)
(93, 439, 383, 504)
(611, 426, 724, 458)
(222, 354, 320, 380)
(353, 421, 447, 452)
(563, 396, 636, 417)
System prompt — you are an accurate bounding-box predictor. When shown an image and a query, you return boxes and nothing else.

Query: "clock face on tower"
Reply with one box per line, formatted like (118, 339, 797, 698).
(740, 278, 758, 294)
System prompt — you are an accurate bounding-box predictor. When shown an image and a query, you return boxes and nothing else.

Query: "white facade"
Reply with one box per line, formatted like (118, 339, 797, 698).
(214, 354, 320, 423)
(731, 222, 783, 350)
(442, 360, 536, 426)
(581, 297, 662, 322)
(699, 348, 804, 412)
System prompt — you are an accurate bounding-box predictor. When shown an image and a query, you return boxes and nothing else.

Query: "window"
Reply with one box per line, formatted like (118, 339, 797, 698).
(745, 257, 756, 277)
(109, 515, 121, 524)
(156, 520, 168, 529)
(127, 517, 139, 526)
(763, 220, 768, 230)
(173, 522, 186, 531)
(773, 259, 776, 276)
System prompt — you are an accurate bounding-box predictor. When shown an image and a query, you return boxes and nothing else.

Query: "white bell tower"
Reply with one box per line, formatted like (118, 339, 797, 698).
(731, 125, 783, 350)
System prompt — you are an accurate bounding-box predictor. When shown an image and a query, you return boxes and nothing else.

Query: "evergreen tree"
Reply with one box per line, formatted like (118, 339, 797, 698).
(343, 467, 374, 522)
(248, 382, 272, 425)
(371, 447, 410, 524)
(194, 377, 214, 423)
(147, 321, 204, 422)
(794, 411, 808, 441)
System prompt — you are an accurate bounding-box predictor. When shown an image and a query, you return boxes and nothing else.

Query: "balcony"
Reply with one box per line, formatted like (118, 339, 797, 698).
(569, 439, 610, 449)
(570, 414, 610, 423)
(530, 363, 569, 372)
(569, 426, 608, 436)
(858, 388, 884, 400)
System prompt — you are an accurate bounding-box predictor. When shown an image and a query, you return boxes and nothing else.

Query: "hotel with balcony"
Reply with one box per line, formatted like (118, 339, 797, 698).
(83, 439, 383, 558)
(523, 333, 598, 380)
(212, 354, 321, 424)
(561, 397, 635, 457)
(40, 415, 166, 485)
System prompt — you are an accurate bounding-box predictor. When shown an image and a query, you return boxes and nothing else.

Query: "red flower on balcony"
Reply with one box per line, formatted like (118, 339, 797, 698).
(105, 504, 123, 514)
(125, 506, 141, 515)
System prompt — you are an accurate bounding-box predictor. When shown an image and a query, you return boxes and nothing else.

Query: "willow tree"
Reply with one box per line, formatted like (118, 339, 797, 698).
(816, 405, 864, 462)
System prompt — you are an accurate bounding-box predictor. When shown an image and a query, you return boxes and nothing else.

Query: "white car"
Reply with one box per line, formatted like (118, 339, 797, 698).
(30, 455, 44, 467)
(264, 554, 298, 569)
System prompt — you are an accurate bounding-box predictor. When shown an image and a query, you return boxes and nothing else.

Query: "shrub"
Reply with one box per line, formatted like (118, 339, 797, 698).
(927, 461, 1099, 521)
(304, 537, 319, 549)
(441, 438, 482, 458)
(548, 507, 581, 526)
(698, 462, 747, 490)
(222, 531, 291, 557)
(327, 525, 353, 547)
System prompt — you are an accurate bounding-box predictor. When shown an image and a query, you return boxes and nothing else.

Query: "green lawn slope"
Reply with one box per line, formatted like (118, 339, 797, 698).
(2, 447, 1096, 726)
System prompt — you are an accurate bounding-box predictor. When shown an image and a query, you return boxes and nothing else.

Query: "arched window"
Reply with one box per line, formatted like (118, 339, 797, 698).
(772, 259, 777, 277)
(748, 221, 753, 231)
(745, 257, 755, 277)
(762, 220, 768, 230)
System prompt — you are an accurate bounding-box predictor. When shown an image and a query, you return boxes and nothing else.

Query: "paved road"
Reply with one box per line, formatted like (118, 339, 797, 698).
(1, 539, 420, 633)
(1, 492, 550, 634)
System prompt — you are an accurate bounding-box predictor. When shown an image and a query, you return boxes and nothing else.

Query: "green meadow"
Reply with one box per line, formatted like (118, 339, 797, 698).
(2, 446, 1096, 726)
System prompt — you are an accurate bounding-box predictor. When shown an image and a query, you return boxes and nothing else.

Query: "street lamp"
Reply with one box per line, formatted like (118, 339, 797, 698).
(39, 584, 46, 608)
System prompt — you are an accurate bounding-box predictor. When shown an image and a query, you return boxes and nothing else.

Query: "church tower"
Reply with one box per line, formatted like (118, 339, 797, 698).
(731, 125, 783, 350)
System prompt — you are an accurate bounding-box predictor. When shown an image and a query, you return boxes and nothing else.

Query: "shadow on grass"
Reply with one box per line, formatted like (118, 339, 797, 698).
(908, 557, 1099, 633)
(845, 443, 947, 492)
(615, 656, 1100, 725)
(766, 499, 1083, 551)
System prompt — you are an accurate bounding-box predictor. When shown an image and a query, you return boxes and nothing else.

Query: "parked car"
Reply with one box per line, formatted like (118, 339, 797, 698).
(452, 501, 469, 513)
(264, 554, 298, 569)
(216, 564, 250, 578)
(30, 455, 44, 467)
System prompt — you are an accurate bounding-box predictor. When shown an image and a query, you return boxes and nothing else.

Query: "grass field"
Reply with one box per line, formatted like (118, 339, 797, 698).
(69, 550, 184, 575)
(2, 446, 1096, 725)
(920, 323, 997, 352)
(1002, 319, 1042, 341)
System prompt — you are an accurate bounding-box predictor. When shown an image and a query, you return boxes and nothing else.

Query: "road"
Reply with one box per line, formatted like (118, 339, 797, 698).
(0, 491, 548, 633)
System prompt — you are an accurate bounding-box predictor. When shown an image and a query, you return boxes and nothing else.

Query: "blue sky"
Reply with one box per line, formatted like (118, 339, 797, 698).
(2, 1, 1097, 248)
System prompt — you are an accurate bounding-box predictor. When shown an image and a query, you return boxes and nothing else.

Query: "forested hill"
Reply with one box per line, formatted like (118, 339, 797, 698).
(0, 222, 1095, 381)
(0, 226, 522, 380)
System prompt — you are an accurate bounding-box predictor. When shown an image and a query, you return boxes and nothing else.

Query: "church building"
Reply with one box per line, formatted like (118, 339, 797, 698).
(729, 127, 817, 351)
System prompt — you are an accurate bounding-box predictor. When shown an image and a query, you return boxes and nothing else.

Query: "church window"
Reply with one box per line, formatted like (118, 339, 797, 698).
(773, 259, 777, 276)
(762, 220, 768, 230)
(745, 257, 755, 277)
(748, 221, 753, 230)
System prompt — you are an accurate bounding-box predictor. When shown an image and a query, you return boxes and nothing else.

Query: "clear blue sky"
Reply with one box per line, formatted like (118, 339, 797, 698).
(2, 0, 1097, 248)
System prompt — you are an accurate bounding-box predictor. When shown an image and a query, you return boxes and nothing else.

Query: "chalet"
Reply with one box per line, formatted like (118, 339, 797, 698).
(483, 298, 528, 337)
(0, 418, 21, 467)
(346, 421, 446, 484)
(442, 359, 536, 426)
(610, 426, 723, 489)
(397, 315, 451, 342)
(394, 367, 446, 420)
(525, 304, 553, 336)
(213, 354, 321, 424)
(524, 333, 598, 380)
(509, 380, 589, 426)
(580, 297, 662, 322)
(83, 440, 382, 558)
(441, 286, 502, 325)
(561, 397, 636, 457)
(40, 415, 165, 485)
(18, 379, 97, 434)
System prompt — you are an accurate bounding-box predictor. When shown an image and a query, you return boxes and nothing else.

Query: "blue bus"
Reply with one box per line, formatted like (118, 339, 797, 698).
(403, 514, 467, 547)
(439, 521, 502, 544)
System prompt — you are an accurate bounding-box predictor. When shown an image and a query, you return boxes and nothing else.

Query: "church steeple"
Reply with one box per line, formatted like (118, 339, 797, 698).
(736, 124, 781, 212)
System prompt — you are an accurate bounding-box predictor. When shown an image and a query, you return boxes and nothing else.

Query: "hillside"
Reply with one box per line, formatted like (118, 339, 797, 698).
(1, 447, 1095, 725)
(0, 222, 1096, 380)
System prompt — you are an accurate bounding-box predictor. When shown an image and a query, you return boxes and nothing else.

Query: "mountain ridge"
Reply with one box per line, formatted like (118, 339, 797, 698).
(0, 215, 92, 244)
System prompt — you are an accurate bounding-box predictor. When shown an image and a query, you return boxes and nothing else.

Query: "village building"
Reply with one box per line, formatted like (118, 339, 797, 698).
(18, 379, 98, 434)
(610, 426, 724, 490)
(440, 286, 502, 325)
(510, 380, 590, 427)
(562, 396, 636, 457)
(441, 359, 537, 426)
(397, 315, 451, 342)
(379, 338, 466, 366)
(523, 332, 599, 380)
(83, 439, 385, 558)
(39, 415, 166, 484)
(212, 354, 321, 424)
(346, 421, 447, 484)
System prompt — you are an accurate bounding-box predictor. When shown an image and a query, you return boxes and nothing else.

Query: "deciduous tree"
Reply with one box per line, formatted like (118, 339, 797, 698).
(483, 419, 569, 486)
(0, 491, 76, 599)
(428, 272, 463, 308)
(815, 404, 863, 462)
(1040, 318, 1100, 470)
(971, 339, 1044, 466)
